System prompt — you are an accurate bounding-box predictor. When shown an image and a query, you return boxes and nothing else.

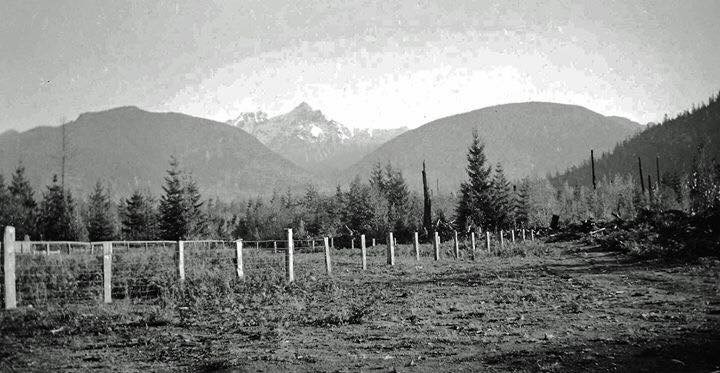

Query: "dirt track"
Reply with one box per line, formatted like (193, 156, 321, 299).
(1, 240, 719, 372)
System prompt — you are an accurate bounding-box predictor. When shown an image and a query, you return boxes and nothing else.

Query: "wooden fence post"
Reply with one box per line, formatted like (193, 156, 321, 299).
(413, 232, 420, 261)
(500, 230, 505, 249)
(372, 238, 376, 247)
(486, 231, 491, 252)
(330, 236, 334, 249)
(273, 241, 277, 253)
(177, 241, 185, 281)
(351, 238, 355, 250)
(433, 231, 440, 261)
(511, 229, 515, 243)
(286, 229, 294, 283)
(103, 242, 112, 303)
(324, 237, 332, 275)
(236, 239, 244, 279)
(522, 229, 526, 241)
(360, 234, 367, 270)
(471, 232, 476, 259)
(387, 232, 395, 266)
(453, 230, 460, 259)
(531, 229, 535, 241)
(4, 226, 16, 310)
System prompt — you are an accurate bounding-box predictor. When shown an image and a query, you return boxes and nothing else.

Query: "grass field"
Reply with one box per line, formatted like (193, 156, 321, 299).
(1, 239, 719, 372)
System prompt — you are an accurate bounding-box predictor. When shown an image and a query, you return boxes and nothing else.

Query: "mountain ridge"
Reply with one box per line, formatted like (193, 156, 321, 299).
(0, 106, 316, 200)
(343, 101, 642, 193)
(227, 103, 408, 173)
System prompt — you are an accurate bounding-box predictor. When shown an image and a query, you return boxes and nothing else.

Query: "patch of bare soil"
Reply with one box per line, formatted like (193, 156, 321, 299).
(2, 240, 719, 372)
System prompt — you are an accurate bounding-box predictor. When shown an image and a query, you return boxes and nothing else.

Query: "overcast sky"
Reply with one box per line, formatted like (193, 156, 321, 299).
(2, 0, 719, 132)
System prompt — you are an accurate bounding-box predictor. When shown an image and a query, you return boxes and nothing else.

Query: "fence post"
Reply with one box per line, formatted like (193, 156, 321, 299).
(387, 232, 395, 266)
(471, 232, 476, 259)
(286, 228, 295, 283)
(531, 229, 535, 241)
(312, 240, 316, 251)
(103, 242, 112, 303)
(433, 231, 440, 261)
(413, 232, 420, 261)
(511, 229, 516, 243)
(273, 241, 277, 253)
(330, 236, 334, 249)
(236, 239, 244, 279)
(486, 231, 491, 252)
(372, 238, 376, 247)
(453, 230, 460, 259)
(177, 240, 185, 281)
(522, 229, 526, 241)
(500, 230, 505, 249)
(351, 238, 355, 250)
(324, 237, 332, 276)
(4, 226, 16, 310)
(360, 234, 367, 270)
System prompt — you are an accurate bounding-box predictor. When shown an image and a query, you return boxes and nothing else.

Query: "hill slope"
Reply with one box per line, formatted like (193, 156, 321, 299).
(554, 92, 720, 186)
(0, 106, 315, 200)
(228, 103, 407, 173)
(344, 102, 642, 192)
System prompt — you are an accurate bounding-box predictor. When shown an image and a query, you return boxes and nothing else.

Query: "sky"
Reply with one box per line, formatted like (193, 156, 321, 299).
(1, 0, 720, 132)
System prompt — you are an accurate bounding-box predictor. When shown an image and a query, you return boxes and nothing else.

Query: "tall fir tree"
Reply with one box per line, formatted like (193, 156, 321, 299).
(455, 131, 494, 231)
(121, 190, 158, 240)
(37, 175, 80, 240)
(491, 162, 513, 229)
(0, 175, 10, 229)
(182, 175, 207, 238)
(86, 181, 116, 241)
(159, 157, 189, 240)
(343, 176, 374, 234)
(515, 178, 531, 228)
(8, 165, 37, 238)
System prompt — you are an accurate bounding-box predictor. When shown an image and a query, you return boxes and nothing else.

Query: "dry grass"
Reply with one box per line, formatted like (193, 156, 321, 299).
(1, 239, 719, 372)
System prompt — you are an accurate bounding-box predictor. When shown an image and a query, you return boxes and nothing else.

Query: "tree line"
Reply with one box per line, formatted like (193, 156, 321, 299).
(2, 120, 717, 244)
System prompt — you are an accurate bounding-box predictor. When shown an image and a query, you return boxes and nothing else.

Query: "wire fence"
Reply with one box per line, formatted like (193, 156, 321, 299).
(2, 228, 540, 309)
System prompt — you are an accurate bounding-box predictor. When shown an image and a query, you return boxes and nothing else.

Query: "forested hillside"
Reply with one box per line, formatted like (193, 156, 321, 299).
(554, 91, 720, 187)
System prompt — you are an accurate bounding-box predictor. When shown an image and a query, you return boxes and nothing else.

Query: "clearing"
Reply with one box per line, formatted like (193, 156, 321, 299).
(1, 240, 719, 372)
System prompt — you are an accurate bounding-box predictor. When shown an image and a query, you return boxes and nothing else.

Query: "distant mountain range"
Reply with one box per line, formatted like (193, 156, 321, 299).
(0, 101, 648, 201)
(227, 102, 407, 173)
(343, 102, 643, 193)
(553, 92, 720, 187)
(0, 107, 315, 200)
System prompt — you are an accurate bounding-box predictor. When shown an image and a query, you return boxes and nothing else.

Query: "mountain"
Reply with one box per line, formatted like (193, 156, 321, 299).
(344, 102, 643, 193)
(554, 92, 720, 187)
(0, 106, 316, 200)
(227, 102, 407, 172)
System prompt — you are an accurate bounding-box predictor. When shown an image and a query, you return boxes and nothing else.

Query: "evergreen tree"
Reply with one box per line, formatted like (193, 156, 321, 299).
(515, 178, 531, 227)
(0, 175, 11, 229)
(455, 131, 494, 231)
(159, 157, 189, 240)
(121, 190, 158, 240)
(343, 176, 374, 234)
(491, 163, 513, 229)
(8, 165, 37, 238)
(86, 181, 116, 241)
(37, 175, 80, 240)
(384, 164, 411, 236)
(182, 175, 207, 238)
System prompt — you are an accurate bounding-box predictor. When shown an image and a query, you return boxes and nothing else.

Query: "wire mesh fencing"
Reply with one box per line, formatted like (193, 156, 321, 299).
(2, 228, 542, 309)
(14, 242, 103, 307)
(111, 241, 176, 303)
